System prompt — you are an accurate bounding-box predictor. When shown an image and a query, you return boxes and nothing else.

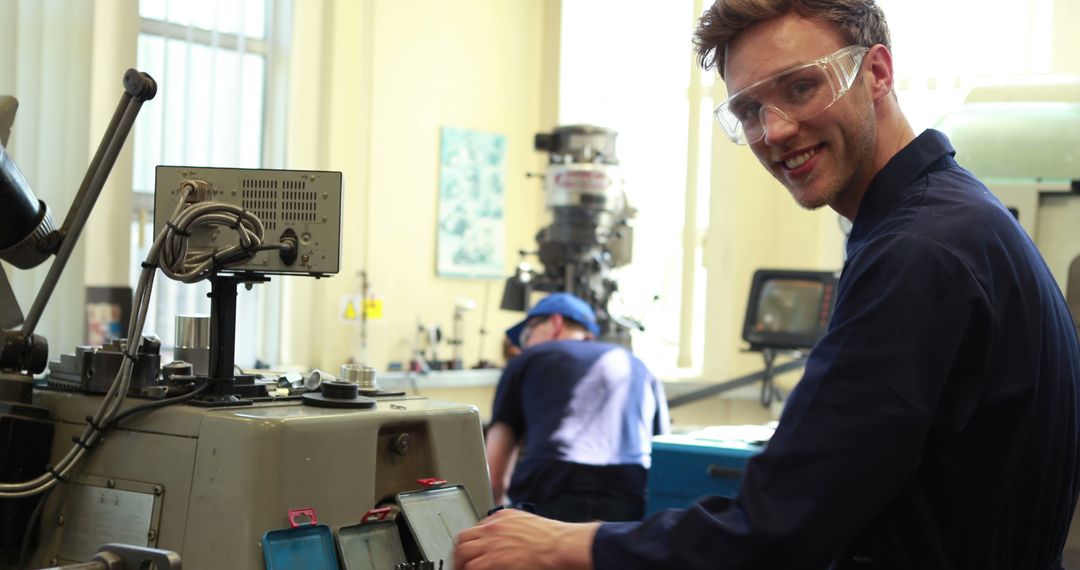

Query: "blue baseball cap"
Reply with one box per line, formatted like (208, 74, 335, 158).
(506, 292, 600, 347)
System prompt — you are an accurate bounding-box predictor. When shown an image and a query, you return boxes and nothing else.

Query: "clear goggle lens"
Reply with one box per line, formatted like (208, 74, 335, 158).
(518, 316, 547, 346)
(714, 45, 869, 145)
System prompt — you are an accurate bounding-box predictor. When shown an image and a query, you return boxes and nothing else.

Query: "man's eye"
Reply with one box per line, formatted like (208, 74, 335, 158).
(785, 80, 820, 102)
(733, 102, 761, 122)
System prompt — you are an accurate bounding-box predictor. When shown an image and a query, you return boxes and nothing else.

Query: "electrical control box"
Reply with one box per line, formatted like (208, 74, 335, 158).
(153, 166, 343, 276)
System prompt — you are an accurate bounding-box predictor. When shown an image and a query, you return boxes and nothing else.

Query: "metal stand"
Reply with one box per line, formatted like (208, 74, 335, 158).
(759, 348, 785, 407)
(189, 273, 269, 406)
(666, 349, 807, 410)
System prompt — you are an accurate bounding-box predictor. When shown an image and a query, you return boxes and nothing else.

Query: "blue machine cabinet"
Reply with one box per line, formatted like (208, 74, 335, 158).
(645, 434, 764, 515)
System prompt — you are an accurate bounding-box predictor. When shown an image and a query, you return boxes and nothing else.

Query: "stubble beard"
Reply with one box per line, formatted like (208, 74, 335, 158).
(786, 94, 877, 211)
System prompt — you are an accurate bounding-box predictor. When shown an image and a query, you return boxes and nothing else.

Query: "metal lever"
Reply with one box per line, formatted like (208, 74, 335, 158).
(41, 543, 181, 570)
(21, 69, 157, 340)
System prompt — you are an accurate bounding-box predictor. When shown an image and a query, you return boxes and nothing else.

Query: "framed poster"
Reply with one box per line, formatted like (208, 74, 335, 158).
(436, 126, 507, 278)
(86, 286, 132, 346)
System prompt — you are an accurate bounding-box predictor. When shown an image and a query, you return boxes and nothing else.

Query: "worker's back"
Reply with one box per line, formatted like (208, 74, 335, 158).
(491, 339, 670, 522)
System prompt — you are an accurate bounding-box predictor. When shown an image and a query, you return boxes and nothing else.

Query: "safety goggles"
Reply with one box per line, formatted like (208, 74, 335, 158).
(714, 45, 870, 145)
(518, 315, 550, 347)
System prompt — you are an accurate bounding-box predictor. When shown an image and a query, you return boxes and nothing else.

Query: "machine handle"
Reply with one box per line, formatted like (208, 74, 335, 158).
(361, 507, 392, 522)
(706, 464, 742, 479)
(288, 507, 319, 527)
(122, 68, 157, 101)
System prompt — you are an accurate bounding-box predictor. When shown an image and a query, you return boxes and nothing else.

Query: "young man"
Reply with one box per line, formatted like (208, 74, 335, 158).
(455, 1, 1080, 568)
(486, 292, 670, 522)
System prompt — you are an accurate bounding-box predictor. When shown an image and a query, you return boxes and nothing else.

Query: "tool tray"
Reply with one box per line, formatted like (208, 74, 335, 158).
(337, 507, 409, 570)
(262, 508, 339, 570)
(396, 484, 479, 569)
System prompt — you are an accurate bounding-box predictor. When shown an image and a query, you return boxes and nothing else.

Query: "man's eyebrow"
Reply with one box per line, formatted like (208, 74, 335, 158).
(773, 68, 798, 82)
(774, 65, 816, 83)
(729, 93, 756, 109)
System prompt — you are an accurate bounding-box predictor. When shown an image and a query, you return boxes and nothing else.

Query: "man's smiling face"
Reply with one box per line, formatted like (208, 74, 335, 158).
(724, 12, 877, 211)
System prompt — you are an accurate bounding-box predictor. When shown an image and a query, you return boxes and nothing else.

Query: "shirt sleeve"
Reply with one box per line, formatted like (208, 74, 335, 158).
(594, 232, 992, 569)
(491, 356, 526, 436)
(652, 371, 671, 436)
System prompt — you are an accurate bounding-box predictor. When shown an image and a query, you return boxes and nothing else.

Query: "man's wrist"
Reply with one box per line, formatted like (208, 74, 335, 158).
(551, 522, 601, 569)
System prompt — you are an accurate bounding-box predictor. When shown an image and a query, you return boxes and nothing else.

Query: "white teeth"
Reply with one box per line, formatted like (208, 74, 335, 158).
(784, 149, 816, 169)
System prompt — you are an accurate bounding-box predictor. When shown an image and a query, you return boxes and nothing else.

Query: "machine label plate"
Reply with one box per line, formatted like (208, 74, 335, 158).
(59, 484, 154, 563)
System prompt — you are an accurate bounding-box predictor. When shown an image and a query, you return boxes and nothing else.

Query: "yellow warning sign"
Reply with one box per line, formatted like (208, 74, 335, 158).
(339, 295, 362, 322)
(364, 299, 384, 320)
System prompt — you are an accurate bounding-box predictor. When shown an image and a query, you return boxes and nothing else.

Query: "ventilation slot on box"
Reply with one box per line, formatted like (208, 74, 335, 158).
(241, 185, 279, 231)
(282, 190, 318, 223)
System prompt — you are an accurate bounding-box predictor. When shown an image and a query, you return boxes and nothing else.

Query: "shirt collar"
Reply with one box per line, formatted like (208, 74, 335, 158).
(848, 129, 956, 245)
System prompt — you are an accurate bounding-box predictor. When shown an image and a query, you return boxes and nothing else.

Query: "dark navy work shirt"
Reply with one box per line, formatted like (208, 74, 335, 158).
(594, 130, 1080, 569)
(491, 340, 670, 504)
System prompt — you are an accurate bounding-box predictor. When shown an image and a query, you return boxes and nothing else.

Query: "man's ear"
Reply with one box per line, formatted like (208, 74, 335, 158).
(549, 313, 565, 337)
(864, 44, 896, 103)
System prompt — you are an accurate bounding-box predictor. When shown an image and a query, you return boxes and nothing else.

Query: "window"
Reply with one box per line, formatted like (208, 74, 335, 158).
(131, 0, 287, 367)
(559, 0, 699, 377)
(882, 0, 1056, 131)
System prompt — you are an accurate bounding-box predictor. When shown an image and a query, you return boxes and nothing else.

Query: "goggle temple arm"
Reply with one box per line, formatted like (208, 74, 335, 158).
(825, 47, 869, 97)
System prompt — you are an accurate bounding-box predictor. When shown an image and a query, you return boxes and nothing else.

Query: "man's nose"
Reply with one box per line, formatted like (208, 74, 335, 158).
(760, 106, 798, 145)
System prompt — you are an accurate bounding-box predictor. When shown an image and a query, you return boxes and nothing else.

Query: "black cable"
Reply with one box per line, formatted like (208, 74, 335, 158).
(17, 487, 53, 570)
(106, 382, 211, 428)
(759, 349, 782, 407)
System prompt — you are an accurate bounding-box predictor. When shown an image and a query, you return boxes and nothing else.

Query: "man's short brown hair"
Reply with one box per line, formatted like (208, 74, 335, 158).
(694, 0, 891, 78)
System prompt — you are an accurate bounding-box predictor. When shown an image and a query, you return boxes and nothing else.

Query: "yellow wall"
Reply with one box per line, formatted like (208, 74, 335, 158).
(700, 136, 844, 382)
(281, 0, 558, 372)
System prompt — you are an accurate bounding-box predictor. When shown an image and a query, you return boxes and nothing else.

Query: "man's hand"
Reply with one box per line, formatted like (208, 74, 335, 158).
(454, 509, 600, 570)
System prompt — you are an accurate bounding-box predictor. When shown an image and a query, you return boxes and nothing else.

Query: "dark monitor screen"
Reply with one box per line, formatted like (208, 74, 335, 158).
(742, 269, 838, 351)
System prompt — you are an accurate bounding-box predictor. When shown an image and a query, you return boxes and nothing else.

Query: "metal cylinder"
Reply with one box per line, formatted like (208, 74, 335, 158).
(174, 315, 210, 376)
(0, 141, 57, 268)
(305, 369, 336, 391)
(340, 363, 378, 393)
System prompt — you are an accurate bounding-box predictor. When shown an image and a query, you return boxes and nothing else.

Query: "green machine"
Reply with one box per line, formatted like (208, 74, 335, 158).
(934, 82, 1080, 309)
(935, 81, 1080, 563)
